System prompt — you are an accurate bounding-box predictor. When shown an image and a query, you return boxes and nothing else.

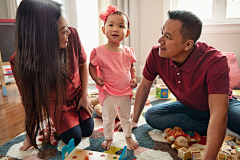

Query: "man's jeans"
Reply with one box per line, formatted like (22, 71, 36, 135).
(145, 98, 240, 135)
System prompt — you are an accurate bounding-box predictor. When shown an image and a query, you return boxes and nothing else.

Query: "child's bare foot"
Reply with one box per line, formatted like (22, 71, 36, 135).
(19, 137, 33, 151)
(101, 139, 113, 150)
(126, 137, 139, 150)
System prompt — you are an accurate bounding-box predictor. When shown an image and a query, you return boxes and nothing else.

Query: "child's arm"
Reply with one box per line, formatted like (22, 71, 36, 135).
(130, 63, 137, 88)
(89, 62, 104, 87)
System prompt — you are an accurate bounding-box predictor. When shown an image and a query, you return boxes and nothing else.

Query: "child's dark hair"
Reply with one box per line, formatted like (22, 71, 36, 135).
(111, 11, 130, 29)
(168, 10, 202, 43)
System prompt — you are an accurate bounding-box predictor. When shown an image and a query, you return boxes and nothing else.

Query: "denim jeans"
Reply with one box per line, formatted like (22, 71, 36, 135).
(145, 98, 240, 136)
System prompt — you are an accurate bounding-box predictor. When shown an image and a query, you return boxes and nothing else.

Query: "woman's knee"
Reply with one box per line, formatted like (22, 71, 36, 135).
(81, 117, 94, 137)
(60, 125, 82, 146)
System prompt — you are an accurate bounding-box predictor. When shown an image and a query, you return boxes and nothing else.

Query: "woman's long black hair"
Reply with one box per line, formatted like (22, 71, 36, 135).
(15, 0, 70, 150)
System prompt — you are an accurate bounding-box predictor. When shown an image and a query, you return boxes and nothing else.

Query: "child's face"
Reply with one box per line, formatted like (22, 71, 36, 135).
(103, 14, 130, 44)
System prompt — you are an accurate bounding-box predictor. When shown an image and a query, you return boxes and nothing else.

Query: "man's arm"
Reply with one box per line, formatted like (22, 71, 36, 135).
(132, 77, 153, 123)
(203, 94, 228, 160)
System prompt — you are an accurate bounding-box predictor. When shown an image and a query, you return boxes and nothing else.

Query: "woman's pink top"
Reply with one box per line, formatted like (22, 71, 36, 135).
(90, 45, 137, 105)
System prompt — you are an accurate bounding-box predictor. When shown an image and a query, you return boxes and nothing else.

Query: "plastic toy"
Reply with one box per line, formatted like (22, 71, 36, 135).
(155, 84, 170, 99)
(163, 127, 200, 150)
(62, 138, 127, 160)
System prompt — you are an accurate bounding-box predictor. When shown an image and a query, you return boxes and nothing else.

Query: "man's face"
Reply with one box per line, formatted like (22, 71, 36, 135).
(158, 19, 187, 62)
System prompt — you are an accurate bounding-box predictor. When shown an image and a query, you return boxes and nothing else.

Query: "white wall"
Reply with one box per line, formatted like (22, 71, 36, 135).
(199, 33, 240, 64)
(138, 0, 163, 76)
(1, 0, 239, 73)
(0, 0, 8, 19)
(137, 0, 240, 76)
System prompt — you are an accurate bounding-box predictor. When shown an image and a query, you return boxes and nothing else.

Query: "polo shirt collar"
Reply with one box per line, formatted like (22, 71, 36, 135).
(170, 44, 199, 72)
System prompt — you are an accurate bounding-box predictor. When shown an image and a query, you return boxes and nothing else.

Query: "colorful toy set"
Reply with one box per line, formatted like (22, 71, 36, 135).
(62, 138, 127, 160)
(155, 84, 170, 100)
(176, 134, 240, 160)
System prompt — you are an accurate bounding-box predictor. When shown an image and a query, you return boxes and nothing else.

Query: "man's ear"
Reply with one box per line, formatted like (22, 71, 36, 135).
(184, 39, 194, 51)
(102, 26, 106, 35)
(125, 30, 130, 38)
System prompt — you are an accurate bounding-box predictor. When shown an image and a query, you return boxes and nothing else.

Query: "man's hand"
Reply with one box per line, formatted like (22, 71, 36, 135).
(114, 119, 138, 131)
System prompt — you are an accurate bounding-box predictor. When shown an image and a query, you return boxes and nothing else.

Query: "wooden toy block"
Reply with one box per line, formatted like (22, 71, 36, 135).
(218, 152, 225, 160)
(155, 84, 170, 100)
(197, 147, 205, 154)
(62, 138, 127, 160)
(231, 149, 237, 155)
(192, 152, 202, 160)
(188, 147, 200, 154)
(222, 144, 232, 151)
(178, 147, 191, 160)
(236, 138, 240, 145)
(65, 149, 121, 160)
(225, 135, 236, 141)
(225, 155, 237, 160)
(236, 147, 240, 160)
(226, 141, 238, 147)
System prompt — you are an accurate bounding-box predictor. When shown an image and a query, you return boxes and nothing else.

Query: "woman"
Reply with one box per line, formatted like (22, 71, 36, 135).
(10, 0, 94, 151)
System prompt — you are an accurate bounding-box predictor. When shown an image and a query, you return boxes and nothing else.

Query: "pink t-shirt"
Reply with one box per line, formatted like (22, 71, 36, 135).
(90, 45, 137, 105)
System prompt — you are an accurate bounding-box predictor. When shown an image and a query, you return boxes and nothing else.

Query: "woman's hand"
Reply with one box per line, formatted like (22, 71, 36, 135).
(76, 94, 93, 117)
(130, 77, 138, 88)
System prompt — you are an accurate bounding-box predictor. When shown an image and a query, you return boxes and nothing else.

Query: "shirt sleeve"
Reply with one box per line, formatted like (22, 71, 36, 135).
(207, 55, 230, 94)
(69, 27, 87, 65)
(90, 48, 98, 66)
(143, 47, 158, 81)
(129, 47, 137, 64)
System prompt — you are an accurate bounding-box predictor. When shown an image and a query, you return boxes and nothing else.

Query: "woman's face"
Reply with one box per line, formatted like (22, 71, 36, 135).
(58, 14, 71, 49)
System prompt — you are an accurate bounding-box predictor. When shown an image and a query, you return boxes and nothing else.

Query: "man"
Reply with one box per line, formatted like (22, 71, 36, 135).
(121, 10, 240, 160)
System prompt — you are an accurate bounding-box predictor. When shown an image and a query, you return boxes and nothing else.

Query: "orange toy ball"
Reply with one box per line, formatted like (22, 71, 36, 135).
(145, 100, 150, 105)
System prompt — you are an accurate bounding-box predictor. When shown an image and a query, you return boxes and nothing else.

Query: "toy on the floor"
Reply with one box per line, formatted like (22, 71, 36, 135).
(90, 94, 133, 119)
(163, 127, 201, 150)
(62, 138, 127, 160)
(37, 119, 57, 146)
(155, 84, 170, 100)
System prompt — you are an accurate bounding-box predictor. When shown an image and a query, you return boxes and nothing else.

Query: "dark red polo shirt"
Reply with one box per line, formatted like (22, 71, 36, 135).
(143, 41, 232, 111)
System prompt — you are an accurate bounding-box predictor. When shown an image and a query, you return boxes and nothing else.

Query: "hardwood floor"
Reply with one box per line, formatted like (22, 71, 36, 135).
(0, 82, 97, 146)
(0, 82, 25, 146)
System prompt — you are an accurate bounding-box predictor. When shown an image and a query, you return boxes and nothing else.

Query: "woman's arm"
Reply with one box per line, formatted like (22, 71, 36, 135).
(76, 61, 93, 116)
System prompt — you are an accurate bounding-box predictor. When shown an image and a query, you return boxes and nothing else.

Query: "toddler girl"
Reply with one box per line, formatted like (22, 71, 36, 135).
(89, 5, 139, 150)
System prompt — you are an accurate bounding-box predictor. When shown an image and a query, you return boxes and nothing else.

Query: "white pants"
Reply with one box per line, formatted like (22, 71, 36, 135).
(102, 95, 131, 140)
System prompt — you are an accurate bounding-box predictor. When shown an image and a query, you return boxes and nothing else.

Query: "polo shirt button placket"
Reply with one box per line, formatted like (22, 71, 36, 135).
(176, 70, 182, 92)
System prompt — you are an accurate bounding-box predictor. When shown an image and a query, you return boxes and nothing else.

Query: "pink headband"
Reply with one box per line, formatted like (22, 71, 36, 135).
(100, 5, 130, 29)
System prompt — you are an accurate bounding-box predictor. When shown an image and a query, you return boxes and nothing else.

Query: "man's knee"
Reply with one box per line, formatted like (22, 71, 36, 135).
(145, 108, 155, 125)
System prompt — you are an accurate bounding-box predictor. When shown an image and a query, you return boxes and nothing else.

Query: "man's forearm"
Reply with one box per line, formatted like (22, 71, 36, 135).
(133, 79, 152, 122)
(203, 114, 227, 160)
